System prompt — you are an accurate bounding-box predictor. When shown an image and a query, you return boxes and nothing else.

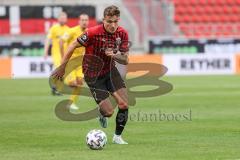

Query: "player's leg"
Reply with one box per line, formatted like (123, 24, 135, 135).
(68, 86, 81, 112)
(98, 98, 114, 117)
(111, 88, 129, 144)
(108, 67, 129, 144)
(51, 51, 62, 95)
(64, 65, 78, 87)
(68, 66, 84, 110)
(64, 55, 83, 86)
(64, 61, 83, 111)
(85, 75, 115, 128)
(97, 97, 115, 128)
(75, 66, 84, 86)
(112, 87, 128, 132)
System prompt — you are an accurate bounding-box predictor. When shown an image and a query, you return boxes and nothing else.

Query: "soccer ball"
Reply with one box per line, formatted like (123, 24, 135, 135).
(86, 129, 107, 150)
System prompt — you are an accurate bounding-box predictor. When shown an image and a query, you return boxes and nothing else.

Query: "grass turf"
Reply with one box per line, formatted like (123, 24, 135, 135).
(0, 75, 240, 160)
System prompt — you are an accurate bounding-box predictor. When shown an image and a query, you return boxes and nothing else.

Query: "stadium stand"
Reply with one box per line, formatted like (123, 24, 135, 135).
(1, 0, 240, 55)
(172, 0, 240, 38)
(122, 0, 166, 41)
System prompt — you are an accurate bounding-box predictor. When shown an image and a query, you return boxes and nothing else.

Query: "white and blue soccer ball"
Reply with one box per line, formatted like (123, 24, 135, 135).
(86, 129, 107, 150)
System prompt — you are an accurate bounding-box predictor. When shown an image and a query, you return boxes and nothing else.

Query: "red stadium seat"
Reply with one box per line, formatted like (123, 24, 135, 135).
(229, 15, 239, 22)
(204, 5, 214, 14)
(175, 6, 185, 14)
(211, 15, 220, 23)
(232, 6, 240, 14)
(208, 0, 217, 5)
(182, 15, 192, 23)
(226, 0, 237, 5)
(187, 6, 196, 14)
(214, 6, 223, 13)
(222, 6, 232, 14)
(216, 0, 227, 5)
(201, 15, 210, 23)
(191, 15, 201, 23)
(199, 0, 208, 5)
(174, 14, 182, 23)
(178, 0, 189, 5)
(195, 6, 205, 14)
(225, 24, 234, 32)
(188, 0, 197, 6)
(219, 15, 229, 22)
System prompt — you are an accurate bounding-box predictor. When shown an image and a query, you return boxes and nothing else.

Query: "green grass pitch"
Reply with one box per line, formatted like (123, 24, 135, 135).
(0, 75, 240, 160)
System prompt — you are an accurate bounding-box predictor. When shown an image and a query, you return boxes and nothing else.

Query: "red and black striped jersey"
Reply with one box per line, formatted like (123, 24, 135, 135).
(77, 24, 129, 78)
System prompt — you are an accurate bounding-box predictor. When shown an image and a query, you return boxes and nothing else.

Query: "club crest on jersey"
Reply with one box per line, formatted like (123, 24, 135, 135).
(116, 37, 121, 45)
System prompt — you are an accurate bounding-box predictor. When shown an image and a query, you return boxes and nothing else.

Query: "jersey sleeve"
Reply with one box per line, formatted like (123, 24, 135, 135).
(119, 31, 129, 53)
(77, 30, 93, 47)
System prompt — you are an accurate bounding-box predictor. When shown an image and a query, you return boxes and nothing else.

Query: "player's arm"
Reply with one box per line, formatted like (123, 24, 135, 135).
(106, 32, 129, 65)
(113, 51, 129, 65)
(52, 40, 82, 79)
(53, 31, 91, 79)
(106, 49, 129, 65)
(59, 31, 71, 58)
(43, 38, 51, 59)
(59, 39, 65, 58)
(44, 27, 53, 59)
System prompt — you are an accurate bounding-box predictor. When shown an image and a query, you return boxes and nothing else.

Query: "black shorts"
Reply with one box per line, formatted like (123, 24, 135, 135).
(84, 67, 126, 104)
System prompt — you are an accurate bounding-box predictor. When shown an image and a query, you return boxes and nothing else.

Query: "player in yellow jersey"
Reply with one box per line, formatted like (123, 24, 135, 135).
(59, 14, 89, 110)
(44, 12, 69, 95)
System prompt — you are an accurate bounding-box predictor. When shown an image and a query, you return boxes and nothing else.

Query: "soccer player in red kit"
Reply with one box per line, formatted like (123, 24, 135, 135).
(53, 5, 129, 144)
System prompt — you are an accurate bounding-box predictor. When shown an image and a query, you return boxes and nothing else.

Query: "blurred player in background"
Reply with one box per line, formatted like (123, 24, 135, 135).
(59, 14, 89, 110)
(44, 11, 69, 95)
(53, 5, 129, 144)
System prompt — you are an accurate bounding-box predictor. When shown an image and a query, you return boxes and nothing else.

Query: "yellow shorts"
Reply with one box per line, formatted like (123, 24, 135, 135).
(64, 66, 83, 84)
(64, 56, 83, 84)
